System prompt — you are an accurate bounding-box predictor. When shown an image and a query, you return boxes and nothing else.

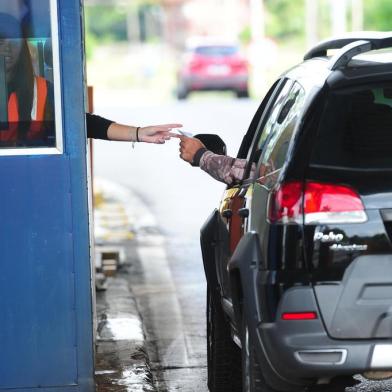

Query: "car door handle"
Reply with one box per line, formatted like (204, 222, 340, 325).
(238, 208, 249, 218)
(222, 209, 233, 219)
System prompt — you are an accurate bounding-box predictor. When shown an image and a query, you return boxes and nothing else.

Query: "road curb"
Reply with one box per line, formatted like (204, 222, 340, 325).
(94, 177, 158, 391)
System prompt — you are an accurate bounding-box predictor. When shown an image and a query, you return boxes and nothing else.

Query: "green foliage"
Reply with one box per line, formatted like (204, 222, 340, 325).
(85, 5, 128, 43)
(132, 0, 160, 6)
(363, 0, 392, 30)
(264, 0, 305, 40)
(262, 0, 392, 44)
(239, 25, 251, 45)
(85, 30, 98, 61)
(317, 0, 332, 38)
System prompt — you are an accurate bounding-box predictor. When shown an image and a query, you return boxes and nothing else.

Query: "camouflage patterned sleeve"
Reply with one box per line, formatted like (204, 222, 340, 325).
(199, 151, 255, 185)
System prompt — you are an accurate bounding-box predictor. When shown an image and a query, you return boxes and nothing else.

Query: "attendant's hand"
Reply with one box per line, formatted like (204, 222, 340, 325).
(139, 124, 183, 144)
(178, 135, 206, 163)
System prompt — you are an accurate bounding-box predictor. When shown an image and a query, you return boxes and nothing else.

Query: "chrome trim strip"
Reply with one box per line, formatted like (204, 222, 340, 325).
(305, 210, 367, 225)
(222, 297, 235, 320)
(295, 349, 347, 366)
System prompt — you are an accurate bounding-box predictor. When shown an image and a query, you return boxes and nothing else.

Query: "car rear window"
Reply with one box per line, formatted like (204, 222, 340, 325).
(310, 86, 392, 170)
(194, 45, 238, 56)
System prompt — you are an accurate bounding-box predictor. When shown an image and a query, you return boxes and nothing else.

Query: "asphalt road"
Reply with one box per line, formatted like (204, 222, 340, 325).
(93, 97, 392, 392)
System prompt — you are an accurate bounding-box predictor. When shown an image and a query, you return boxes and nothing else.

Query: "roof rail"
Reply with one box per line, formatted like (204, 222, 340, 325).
(304, 32, 392, 61)
(328, 40, 372, 70)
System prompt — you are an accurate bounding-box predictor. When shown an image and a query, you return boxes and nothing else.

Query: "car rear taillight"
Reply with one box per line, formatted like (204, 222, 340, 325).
(304, 182, 367, 224)
(268, 182, 303, 224)
(268, 181, 367, 224)
(231, 58, 248, 72)
(187, 55, 205, 72)
(281, 311, 318, 320)
(189, 60, 202, 72)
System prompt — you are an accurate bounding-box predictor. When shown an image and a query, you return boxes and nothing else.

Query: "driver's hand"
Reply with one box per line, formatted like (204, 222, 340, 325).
(178, 135, 206, 163)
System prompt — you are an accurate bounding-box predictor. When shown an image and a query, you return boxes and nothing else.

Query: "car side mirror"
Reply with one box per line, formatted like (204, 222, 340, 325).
(194, 134, 227, 156)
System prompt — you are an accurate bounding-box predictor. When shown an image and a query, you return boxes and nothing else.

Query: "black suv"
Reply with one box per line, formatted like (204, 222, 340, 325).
(201, 33, 392, 392)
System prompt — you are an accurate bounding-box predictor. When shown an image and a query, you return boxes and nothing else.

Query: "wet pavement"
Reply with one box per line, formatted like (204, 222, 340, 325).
(130, 234, 207, 392)
(95, 265, 155, 392)
(94, 177, 208, 391)
(94, 179, 156, 392)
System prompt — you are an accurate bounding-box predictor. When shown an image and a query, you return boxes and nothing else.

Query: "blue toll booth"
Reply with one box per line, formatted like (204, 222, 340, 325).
(0, 1, 95, 390)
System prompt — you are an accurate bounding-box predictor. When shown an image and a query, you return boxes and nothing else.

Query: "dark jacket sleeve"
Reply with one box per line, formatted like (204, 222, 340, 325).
(86, 113, 114, 140)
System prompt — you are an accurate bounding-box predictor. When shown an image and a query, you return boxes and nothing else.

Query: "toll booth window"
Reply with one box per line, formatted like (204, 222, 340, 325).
(0, 0, 62, 154)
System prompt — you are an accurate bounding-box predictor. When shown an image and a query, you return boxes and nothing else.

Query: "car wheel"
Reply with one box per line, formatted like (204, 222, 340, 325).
(241, 313, 307, 392)
(177, 86, 189, 100)
(207, 287, 242, 392)
(236, 89, 249, 98)
(241, 315, 275, 392)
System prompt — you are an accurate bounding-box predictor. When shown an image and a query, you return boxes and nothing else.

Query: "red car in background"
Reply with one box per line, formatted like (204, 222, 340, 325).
(177, 41, 249, 99)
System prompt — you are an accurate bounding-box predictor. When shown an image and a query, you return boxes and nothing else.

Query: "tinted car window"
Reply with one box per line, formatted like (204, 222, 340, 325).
(194, 45, 238, 56)
(244, 79, 293, 169)
(254, 81, 293, 158)
(311, 86, 392, 169)
(258, 82, 306, 177)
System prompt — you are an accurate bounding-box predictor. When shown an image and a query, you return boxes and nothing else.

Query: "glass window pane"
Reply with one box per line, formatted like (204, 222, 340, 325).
(258, 82, 305, 178)
(194, 46, 239, 56)
(310, 86, 392, 170)
(255, 81, 293, 158)
(0, 0, 60, 151)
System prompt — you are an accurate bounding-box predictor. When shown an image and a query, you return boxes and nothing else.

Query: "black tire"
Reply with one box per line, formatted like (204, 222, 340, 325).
(241, 313, 308, 392)
(177, 86, 189, 100)
(236, 89, 249, 98)
(241, 315, 276, 392)
(207, 287, 242, 392)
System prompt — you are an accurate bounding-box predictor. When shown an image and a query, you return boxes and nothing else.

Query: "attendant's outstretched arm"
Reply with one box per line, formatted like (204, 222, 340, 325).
(86, 113, 182, 144)
(108, 123, 183, 144)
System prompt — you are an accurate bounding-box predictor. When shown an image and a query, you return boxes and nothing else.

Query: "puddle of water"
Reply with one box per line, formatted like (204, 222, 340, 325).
(98, 317, 144, 341)
(95, 370, 117, 375)
(116, 366, 155, 391)
(96, 361, 155, 391)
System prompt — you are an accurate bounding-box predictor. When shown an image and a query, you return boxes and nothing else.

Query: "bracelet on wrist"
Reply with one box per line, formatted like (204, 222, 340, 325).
(192, 147, 208, 167)
(132, 126, 141, 149)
